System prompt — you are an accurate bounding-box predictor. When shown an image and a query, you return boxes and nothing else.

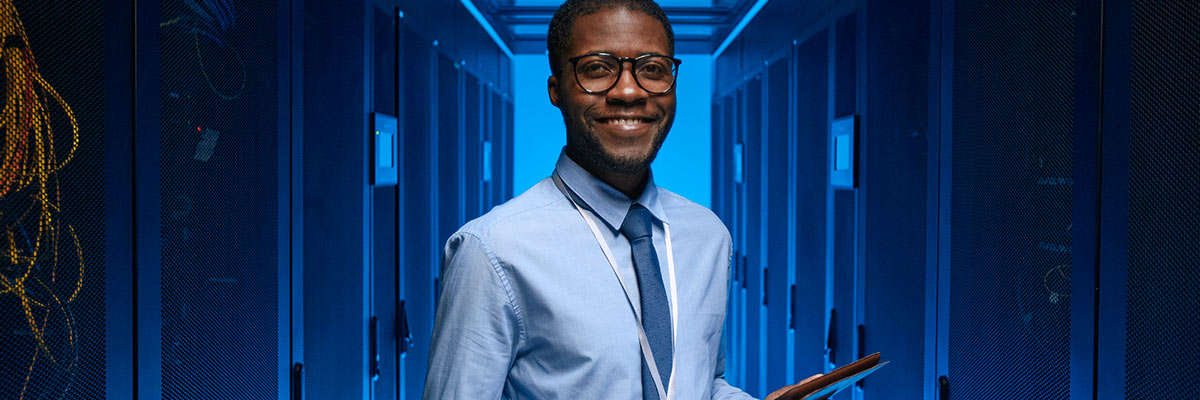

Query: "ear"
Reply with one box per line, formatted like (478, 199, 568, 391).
(547, 74, 561, 108)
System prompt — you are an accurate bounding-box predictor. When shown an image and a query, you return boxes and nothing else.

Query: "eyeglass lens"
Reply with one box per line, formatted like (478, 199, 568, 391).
(574, 55, 677, 94)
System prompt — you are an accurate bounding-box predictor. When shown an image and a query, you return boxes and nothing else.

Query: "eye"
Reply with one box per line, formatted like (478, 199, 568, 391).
(638, 62, 670, 79)
(577, 60, 616, 80)
(585, 63, 611, 73)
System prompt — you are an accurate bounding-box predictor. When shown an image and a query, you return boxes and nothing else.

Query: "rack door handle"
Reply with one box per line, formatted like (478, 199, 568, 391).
(291, 363, 304, 400)
(825, 308, 837, 364)
(369, 316, 380, 382)
(399, 300, 412, 355)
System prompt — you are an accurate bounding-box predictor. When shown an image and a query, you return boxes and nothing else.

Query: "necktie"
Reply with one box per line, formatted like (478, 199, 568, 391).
(619, 203, 673, 400)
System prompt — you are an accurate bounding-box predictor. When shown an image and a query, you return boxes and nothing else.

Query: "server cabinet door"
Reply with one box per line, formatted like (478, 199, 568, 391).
(401, 24, 436, 400)
(436, 54, 462, 257)
(789, 29, 832, 385)
(715, 93, 744, 386)
(488, 89, 505, 207)
(372, 7, 401, 400)
(503, 98, 514, 201)
(859, 0, 932, 396)
(1098, 1, 1200, 398)
(155, 0, 292, 397)
(0, 1, 130, 398)
(463, 74, 482, 221)
(724, 86, 744, 386)
(945, 1, 1077, 398)
(741, 75, 766, 396)
(763, 56, 794, 391)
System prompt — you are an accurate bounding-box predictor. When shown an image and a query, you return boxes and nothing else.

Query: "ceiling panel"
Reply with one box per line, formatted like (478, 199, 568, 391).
(470, 0, 760, 54)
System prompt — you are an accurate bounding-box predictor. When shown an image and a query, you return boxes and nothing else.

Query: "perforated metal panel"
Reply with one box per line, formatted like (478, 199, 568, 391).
(1125, 1, 1200, 397)
(0, 1, 108, 398)
(159, 0, 279, 397)
(949, 1, 1075, 398)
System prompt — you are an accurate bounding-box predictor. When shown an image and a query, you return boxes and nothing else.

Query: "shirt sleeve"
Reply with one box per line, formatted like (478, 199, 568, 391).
(711, 334, 756, 399)
(423, 232, 522, 400)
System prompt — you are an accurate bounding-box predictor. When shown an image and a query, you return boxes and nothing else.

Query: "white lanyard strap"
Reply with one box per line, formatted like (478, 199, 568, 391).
(553, 173, 679, 400)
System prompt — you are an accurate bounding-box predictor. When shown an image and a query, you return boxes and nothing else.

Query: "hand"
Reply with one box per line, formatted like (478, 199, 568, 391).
(764, 374, 824, 400)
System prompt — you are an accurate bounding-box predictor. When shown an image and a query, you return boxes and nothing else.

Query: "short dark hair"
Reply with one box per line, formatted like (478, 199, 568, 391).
(547, 0, 675, 78)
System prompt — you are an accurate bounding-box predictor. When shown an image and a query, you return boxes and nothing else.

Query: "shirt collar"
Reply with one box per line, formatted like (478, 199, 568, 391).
(554, 149, 670, 230)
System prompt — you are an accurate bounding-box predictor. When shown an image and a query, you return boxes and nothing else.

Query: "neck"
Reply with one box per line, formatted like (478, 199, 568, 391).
(566, 146, 648, 200)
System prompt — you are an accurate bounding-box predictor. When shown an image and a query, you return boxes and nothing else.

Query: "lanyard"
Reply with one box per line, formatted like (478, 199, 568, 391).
(553, 173, 680, 400)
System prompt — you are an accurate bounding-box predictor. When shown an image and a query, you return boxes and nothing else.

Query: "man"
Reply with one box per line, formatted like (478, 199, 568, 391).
(424, 1, 809, 398)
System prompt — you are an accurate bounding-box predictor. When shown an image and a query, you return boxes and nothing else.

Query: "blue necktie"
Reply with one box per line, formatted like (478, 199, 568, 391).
(619, 203, 672, 400)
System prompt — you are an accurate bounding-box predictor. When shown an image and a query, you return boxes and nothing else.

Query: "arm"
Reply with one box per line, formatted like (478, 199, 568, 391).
(711, 329, 757, 399)
(423, 232, 522, 399)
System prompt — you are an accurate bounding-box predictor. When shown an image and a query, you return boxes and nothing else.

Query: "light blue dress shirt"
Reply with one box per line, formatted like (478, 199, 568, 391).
(424, 151, 753, 399)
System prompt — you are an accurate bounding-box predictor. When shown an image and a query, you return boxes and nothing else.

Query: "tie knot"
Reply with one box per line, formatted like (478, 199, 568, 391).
(619, 203, 654, 240)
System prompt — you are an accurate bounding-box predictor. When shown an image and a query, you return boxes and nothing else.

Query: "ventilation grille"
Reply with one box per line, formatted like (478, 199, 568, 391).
(1125, 1, 1200, 397)
(949, 1, 1075, 398)
(0, 1, 108, 398)
(159, 0, 279, 397)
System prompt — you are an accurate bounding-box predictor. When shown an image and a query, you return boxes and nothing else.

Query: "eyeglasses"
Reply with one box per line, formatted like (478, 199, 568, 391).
(566, 52, 682, 95)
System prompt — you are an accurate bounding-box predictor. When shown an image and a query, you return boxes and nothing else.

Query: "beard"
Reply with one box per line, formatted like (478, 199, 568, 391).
(561, 108, 673, 175)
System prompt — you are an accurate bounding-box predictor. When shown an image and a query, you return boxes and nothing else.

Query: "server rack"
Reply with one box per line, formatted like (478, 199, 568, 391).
(1096, 1, 1200, 398)
(0, 0, 513, 398)
(0, 0, 135, 398)
(763, 55, 794, 392)
(713, 1, 1200, 400)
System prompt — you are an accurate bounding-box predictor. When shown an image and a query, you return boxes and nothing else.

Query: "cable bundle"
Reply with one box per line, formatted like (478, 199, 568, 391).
(0, 1, 84, 399)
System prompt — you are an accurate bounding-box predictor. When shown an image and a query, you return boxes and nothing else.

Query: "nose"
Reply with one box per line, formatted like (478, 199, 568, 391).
(606, 61, 649, 105)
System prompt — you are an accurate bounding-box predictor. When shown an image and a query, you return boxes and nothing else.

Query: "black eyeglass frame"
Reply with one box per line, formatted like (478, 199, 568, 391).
(566, 52, 683, 95)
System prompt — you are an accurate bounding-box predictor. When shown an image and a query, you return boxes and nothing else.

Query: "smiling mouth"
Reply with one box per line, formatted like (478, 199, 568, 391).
(596, 117, 656, 125)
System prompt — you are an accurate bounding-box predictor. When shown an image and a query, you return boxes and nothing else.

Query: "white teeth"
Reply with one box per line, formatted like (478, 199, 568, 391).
(605, 119, 644, 125)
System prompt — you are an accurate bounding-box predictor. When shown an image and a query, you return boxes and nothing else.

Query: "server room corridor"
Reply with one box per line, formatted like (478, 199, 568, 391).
(0, 0, 1195, 399)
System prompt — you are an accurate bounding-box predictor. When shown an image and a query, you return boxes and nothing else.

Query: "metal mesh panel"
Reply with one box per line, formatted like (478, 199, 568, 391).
(0, 1, 107, 398)
(949, 1, 1074, 398)
(1126, 2, 1200, 397)
(159, 0, 279, 398)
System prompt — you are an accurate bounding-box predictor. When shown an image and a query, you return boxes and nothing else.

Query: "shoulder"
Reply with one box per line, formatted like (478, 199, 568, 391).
(657, 187, 731, 241)
(450, 177, 575, 251)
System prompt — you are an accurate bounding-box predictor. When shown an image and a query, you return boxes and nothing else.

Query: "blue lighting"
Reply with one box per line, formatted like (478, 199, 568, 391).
(461, 0, 515, 59)
(713, 0, 768, 58)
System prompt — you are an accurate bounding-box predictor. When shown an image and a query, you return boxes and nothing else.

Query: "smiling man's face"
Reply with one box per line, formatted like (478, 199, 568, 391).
(549, 7, 676, 174)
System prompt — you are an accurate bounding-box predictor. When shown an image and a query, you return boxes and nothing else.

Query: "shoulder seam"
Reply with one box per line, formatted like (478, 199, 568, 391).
(455, 230, 528, 350)
(462, 191, 568, 239)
